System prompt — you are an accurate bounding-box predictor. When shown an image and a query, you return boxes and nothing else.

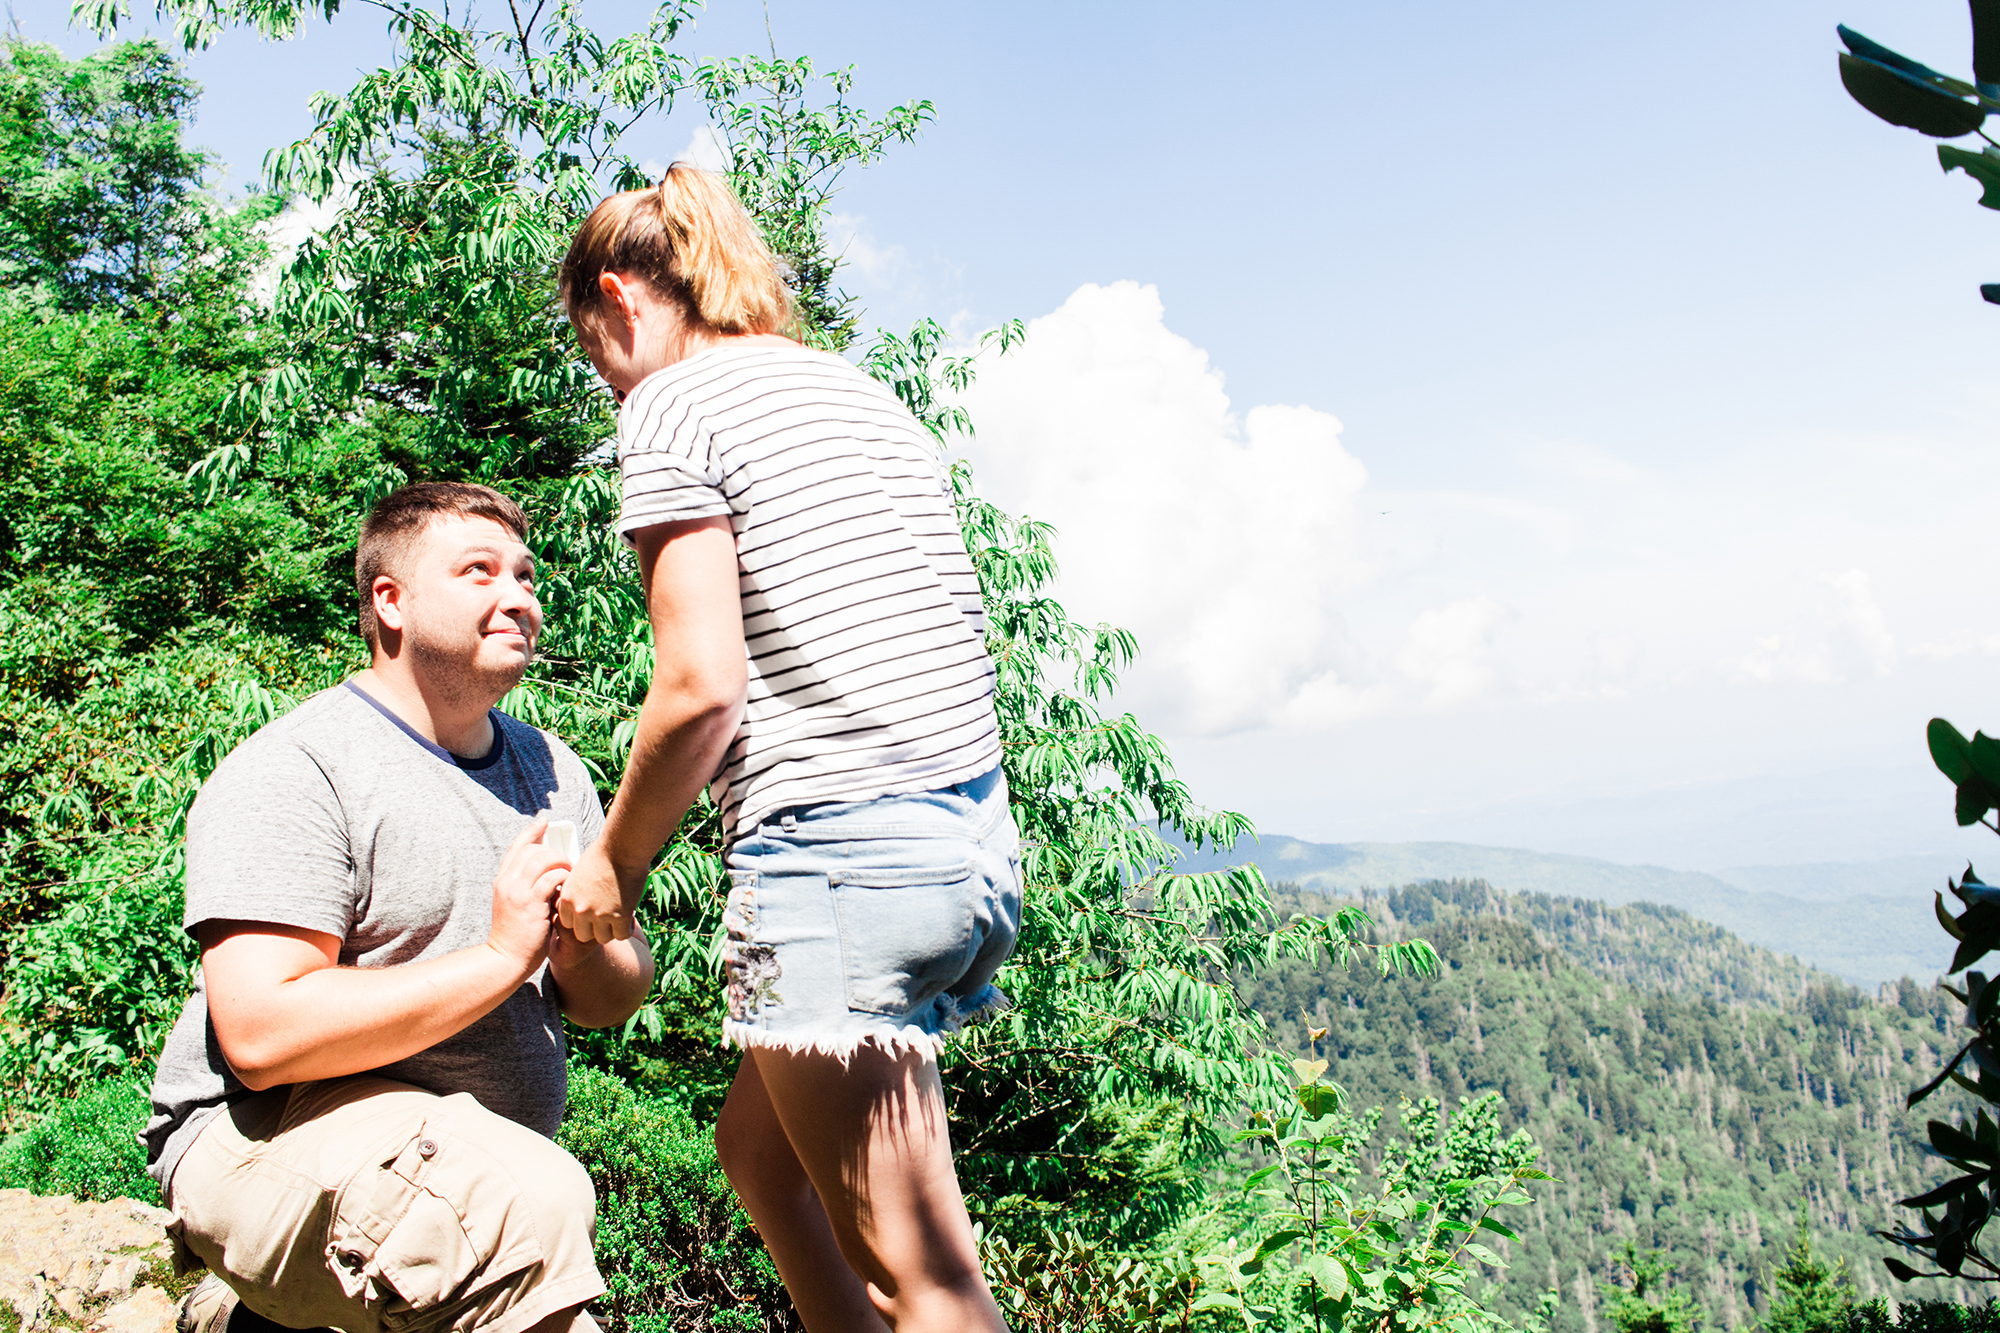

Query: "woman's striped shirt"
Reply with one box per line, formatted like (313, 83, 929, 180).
(613, 343, 1002, 842)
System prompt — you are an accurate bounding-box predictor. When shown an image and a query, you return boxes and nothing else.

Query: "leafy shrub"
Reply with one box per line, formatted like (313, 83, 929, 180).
(0, 1077, 154, 1203)
(1199, 1074, 1549, 1333)
(1843, 1302, 2000, 1333)
(980, 1227, 1203, 1331)
(1879, 719, 2000, 1280)
(556, 1064, 791, 1333)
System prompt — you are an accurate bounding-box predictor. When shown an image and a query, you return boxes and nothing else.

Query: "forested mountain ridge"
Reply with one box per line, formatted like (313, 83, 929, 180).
(1178, 835, 1952, 986)
(1245, 881, 1977, 1332)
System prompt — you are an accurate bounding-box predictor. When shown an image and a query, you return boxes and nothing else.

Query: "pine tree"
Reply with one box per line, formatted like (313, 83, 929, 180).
(1601, 1243, 1703, 1333)
(1763, 1212, 1854, 1333)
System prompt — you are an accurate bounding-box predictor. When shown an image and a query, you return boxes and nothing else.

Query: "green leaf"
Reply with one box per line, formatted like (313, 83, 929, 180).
(1930, 1118, 1997, 1163)
(1940, 891, 1969, 941)
(1477, 1216, 1522, 1241)
(1942, 145, 2000, 209)
(1301, 1253, 1349, 1300)
(1956, 778, 2000, 827)
(1842, 53, 1988, 137)
(1245, 1228, 1304, 1273)
(1933, 718, 1975, 784)
(1971, 731, 2000, 785)
(1899, 1172, 1990, 1209)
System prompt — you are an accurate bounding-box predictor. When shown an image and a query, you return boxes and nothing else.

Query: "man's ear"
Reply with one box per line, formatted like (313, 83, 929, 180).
(372, 574, 407, 636)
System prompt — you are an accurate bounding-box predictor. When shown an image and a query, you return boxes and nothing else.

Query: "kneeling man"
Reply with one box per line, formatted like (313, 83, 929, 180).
(144, 482, 653, 1333)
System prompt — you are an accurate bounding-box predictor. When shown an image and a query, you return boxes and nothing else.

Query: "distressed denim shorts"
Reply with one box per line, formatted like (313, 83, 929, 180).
(720, 765, 1023, 1060)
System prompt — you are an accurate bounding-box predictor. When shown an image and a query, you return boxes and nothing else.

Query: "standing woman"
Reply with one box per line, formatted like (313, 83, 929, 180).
(555, 164, 1019, 1333)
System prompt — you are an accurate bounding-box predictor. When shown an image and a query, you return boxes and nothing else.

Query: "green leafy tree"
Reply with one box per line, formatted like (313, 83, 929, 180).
(1599, 1244, 1702, 1333)
(0, 37, 357, 1110)
(1764, 1213, 1856, 1333)
(0, 36, 224, 311)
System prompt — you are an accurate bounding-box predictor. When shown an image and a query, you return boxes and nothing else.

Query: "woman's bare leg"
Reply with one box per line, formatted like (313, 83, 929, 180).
(746, 1044, 1007, 1333)
(715, 1056, 890, 1332)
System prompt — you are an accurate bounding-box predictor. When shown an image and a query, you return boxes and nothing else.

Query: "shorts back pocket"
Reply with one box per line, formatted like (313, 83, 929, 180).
(831, 861, 978, 1016)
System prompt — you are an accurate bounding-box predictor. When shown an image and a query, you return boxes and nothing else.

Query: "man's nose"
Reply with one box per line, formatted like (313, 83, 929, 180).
(500, 574, 541, 621)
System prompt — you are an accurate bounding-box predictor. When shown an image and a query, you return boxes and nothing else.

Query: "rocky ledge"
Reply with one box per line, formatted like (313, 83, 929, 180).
(0, 1190, 177, 1333)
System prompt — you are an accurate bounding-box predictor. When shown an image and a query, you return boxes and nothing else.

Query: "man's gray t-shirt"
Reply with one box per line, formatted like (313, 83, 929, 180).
(143, 683, 605, 1191)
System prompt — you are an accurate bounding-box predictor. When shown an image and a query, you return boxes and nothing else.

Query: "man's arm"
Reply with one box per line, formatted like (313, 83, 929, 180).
(201, 819, 568, 1090)
(558, 516, 746, 943)
(547, 927, 655, 1029)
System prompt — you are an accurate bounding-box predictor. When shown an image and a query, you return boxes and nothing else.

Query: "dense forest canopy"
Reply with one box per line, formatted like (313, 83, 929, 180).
(1248, 882, 1981, 1330)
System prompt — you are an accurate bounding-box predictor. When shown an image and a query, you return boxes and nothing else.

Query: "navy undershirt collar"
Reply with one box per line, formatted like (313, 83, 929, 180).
(344, 681, 508, 771)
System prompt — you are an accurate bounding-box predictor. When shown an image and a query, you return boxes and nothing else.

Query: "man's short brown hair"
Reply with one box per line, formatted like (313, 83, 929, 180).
(355, 482, 531, 649)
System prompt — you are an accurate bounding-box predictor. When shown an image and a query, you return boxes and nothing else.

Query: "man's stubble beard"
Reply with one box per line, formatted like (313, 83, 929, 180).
(405, 618, 534, 710)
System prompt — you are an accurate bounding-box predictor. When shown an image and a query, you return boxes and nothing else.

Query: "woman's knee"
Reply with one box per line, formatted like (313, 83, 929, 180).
(713, 1096, 799, 1193)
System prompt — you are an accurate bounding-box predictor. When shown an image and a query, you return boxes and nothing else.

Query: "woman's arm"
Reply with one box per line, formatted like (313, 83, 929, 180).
(557, 515, 746, 943)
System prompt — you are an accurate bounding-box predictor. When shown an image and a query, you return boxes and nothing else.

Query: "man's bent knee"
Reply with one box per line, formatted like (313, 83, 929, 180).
(169, 1078, 605, 1333)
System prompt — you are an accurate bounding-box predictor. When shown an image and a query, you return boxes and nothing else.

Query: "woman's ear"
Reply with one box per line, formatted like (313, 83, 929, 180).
(597, 271, 643, 329)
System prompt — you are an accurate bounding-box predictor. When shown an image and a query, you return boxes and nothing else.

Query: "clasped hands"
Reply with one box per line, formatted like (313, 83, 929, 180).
(487, 817, 641, 975)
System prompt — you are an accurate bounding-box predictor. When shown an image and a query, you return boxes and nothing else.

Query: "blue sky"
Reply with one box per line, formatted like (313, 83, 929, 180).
(22, 0, 2000, 873)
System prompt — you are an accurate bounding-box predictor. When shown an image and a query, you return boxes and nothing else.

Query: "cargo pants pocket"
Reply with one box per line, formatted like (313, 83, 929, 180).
(326, 1117, 544, 1321)
(831, 861, 979, 1015)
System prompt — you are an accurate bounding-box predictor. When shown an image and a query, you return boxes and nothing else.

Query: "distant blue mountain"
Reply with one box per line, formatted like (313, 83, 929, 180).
(1174, 834, 1954, 988)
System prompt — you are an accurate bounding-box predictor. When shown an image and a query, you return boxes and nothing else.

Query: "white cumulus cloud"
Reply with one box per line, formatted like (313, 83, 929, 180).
(952, 281, 1382, 734)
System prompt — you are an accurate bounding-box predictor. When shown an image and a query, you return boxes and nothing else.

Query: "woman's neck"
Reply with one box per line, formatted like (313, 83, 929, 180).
(665, 327, 797, 366)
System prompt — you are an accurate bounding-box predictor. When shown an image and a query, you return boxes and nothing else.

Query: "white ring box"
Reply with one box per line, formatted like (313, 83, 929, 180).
(543, 820, 578, 861)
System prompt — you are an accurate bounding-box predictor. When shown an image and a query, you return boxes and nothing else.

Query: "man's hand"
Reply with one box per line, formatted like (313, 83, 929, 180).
(202, 816, 579, 1090)
(557, 842, 641, 944)
(488, 817, 571, 973)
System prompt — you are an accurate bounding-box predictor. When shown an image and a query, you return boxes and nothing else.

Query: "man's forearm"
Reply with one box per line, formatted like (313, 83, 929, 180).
(550, 929, 655, 1029)
(210, 940, 534, 1090)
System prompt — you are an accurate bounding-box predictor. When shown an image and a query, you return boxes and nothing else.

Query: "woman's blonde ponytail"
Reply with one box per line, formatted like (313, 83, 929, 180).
(559, 163, 793, 337)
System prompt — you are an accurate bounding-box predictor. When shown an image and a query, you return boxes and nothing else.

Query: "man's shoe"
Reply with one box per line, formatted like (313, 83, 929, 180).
(175, 1276, 238, 1333)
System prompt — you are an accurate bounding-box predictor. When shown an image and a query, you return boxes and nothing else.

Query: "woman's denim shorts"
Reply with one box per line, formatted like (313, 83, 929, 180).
(720, 765, 1022, 1061)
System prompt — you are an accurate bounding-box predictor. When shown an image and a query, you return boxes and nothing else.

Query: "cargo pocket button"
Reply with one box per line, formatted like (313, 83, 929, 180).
(418, 1138, 438, 1158)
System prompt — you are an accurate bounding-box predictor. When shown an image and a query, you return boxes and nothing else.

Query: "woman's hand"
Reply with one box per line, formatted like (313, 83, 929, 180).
(557, 843, 642, 943)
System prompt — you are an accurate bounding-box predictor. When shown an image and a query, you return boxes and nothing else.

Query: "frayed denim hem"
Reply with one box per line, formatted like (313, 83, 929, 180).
(720, 986, 1011, 1065)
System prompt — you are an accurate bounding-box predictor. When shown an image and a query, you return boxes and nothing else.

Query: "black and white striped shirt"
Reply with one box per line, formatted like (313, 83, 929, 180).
(614, 344, 1002, 841)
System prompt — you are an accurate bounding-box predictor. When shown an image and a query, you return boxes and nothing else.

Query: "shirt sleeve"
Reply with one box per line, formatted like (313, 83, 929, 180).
(182, 735, 355, 940)
(614, 375, 732, 544)
(549, 738, 607, 851)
